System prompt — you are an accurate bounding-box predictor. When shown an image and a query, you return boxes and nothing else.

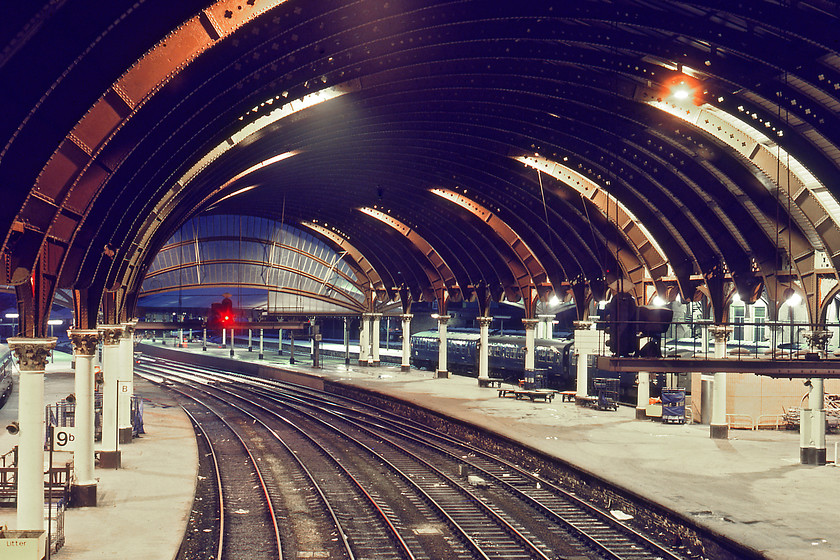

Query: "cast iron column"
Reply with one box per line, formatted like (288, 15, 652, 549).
(522, 318, 539, 371)
(68, 329, 99, 506)
(371, 313, 382, 366)
(477, 316, 493, 384)
(359, 313, 371, 366)
(435, 314, 451, 378)
(118, 321, 135, 444)
(98, 325, 123, 468)
(8, 337, 56, 531)
(400, 314, 413, 372)
(709, 325, 731, 439)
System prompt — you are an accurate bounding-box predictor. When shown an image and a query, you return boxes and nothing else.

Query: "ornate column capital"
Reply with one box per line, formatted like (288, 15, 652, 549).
(120, 320, 137, 336)
(804, 329, 833, 352)
(98, 324, 124, 346)
(709, 325, 733, 343)
(522, 318, 539, 329)
(476, 316, 493, 326)
(7, 337, 57, 372)
(433, 314, 451, 325)
(68, 329, 101, 356)
(573, 320, 593, 331)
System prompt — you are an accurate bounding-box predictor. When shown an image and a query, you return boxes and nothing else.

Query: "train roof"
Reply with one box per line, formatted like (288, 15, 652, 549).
(411, 330, 481, 341)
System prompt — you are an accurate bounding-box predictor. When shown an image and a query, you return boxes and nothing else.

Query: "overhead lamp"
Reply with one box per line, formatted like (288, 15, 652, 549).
(47, 319, 63, 326)
(652, 295, 666, 307)
(548, 295, 560, 306)
(785, 291, 802, 307)
(5, 313, 18, 319)
(671, 81, 691, 100)
(732, 292, 742, 304)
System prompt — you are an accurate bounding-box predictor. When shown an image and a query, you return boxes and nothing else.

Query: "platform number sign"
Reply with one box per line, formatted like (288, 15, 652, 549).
(118, 381, 131, 394)
(54, 427, 76, 451)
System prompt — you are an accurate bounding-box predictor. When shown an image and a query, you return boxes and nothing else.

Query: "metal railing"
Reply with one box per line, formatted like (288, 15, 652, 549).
(588, 318, 839, 360)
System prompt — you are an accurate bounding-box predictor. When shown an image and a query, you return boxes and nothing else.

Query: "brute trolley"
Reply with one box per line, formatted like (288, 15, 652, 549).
(593, 378, 619, 411)
(661, 388, 686, 424)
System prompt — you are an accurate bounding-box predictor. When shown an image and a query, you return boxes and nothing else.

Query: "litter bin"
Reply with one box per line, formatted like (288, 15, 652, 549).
(661, 388, 686, 423)
(0, 530, 45, 560)
(523, 371, 536, 390)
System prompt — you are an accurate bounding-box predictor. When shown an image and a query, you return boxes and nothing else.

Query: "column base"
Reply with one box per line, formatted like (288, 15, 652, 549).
(118, 427, 132, 444)
(358, 360, 368, 366)
(248, 346, 253, 352)
(229, 350, 234, 358)
(202, 347, 207, 351)
(70, 483, 97, 507)
(800, 447, 827, 465)
(98, 450, 121, 469)
(710, 423, 729, 439)
(635, 407, 647, 420)
(401, 365, 411, 372)
(258, 353, 264, 360)
(372, 360, 380, 367)
(436, 369, 449, 378)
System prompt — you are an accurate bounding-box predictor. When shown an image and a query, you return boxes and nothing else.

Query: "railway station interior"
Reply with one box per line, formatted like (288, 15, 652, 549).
(1, 1, 840, 559)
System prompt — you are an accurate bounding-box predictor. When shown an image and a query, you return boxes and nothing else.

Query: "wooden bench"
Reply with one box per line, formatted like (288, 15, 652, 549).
(559, 390, 577, 402)
(497, 388, 518, 398)
(513, 389, 556, 402)
(479, 378, 504, 388)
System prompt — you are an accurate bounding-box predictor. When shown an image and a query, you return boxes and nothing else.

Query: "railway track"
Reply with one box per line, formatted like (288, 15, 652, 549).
(137, 356, 689, 560)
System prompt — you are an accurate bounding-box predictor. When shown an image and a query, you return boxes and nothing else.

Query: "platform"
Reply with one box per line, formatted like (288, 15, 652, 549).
(0, 352, 197, 560)
(1, 341, 838, 559)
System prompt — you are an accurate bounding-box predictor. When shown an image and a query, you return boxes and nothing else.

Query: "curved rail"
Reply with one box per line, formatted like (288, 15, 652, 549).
(179, 406, 225, 560)
(168, 388, 284, 560)
(139, 358, 687, 560)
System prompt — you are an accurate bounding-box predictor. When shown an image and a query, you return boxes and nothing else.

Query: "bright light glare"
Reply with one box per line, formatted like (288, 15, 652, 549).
(598, 300, 608, 309)
(732, 292, 741, 303)
(47, 319, 63, 325)
(785, 292, 802, 307)
(549, 295, 560, 306)
(652, 295, 666, 307)
(4, 313, 18, 319)
(672, 85, 690, 100)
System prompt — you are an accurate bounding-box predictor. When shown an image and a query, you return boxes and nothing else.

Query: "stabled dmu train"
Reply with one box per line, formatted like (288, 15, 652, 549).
(410, 331, 663, 404)
(410, 331, 576, 389)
